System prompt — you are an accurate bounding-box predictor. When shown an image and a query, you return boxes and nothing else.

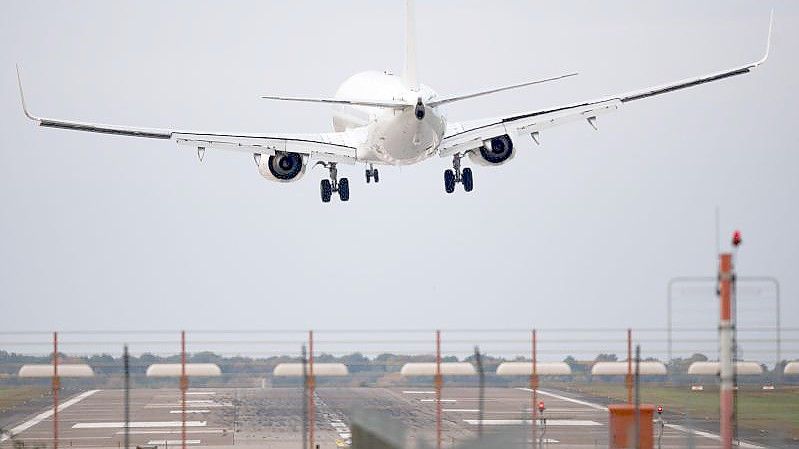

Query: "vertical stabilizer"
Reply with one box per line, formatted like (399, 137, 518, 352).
(403, 0, 419, 91)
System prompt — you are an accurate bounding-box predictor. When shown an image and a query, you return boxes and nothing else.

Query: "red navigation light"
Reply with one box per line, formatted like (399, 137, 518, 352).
(657, 405, 663, 415)
(732, 230, 742, 247)
(538, 401, 545, 412)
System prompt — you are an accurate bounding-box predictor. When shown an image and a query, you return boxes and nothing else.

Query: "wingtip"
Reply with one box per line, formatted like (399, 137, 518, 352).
(756, 10, 774, 66)
(15, 64, 37, 121)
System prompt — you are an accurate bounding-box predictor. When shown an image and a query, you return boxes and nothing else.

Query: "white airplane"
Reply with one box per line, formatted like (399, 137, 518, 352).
(17, 2, 772, 203)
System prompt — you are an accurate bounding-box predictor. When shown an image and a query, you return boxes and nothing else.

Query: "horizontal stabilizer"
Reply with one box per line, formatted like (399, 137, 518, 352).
(260, 95, 410, 109)
(428, 72, 578, 107)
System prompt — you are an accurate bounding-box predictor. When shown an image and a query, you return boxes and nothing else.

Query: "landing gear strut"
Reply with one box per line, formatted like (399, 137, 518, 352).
(444, 153, 473, 194)
(365, 164, 380, 184)
(319, 162, 349, 203)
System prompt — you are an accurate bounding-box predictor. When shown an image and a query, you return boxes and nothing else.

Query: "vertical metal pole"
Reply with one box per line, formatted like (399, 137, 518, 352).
(308, 331, 315, 449)
(435, 330, 442, 449)
(626, 329, 633, 404)
(53, 332, 59, 449)
(124, 345, 130, 449)
(473, 346, 484, 439)
(634, 345, 641, 449)
(301, 345, 308, 449)
(181, 331, 187, 449)
(667, 280, 673, 367)
(719, 254, 734, 449)
(531, 329, 538, 448)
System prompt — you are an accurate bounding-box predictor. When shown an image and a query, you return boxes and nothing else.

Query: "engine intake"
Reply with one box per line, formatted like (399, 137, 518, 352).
(256, 152, 307, 182)
(469, 134, 515, 166)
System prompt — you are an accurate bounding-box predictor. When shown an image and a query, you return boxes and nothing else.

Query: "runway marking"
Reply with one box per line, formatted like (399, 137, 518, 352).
(144, 402, 233, 408)
(663, 423, 764, 449)
(169, 410, 210, 414)
(402, 390, 435, 394)
(73, 421, 207, 429)
(442, 409, 480, 412)
(516, 388, 765, 449)
(187, 392, 215, 395)
(19, 437, 113, 441)
(0, 390, 100, 442)
(516, 388, 607, 411)
(116, 430, 225, 435)
(464, 419, 600, 426)
(421, 399, 456, 403)
(147, 440, 201, 445)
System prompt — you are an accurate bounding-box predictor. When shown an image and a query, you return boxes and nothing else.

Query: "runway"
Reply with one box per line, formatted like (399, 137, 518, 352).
(0, 386, 766, 449)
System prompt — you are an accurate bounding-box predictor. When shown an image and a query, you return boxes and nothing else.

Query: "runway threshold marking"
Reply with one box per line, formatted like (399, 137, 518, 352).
(442, 409, 480, 412)
(515, 388, 765, 449)
(402, 391, 435, 394)
(73, 421, 207, 429)
(169, 410, 210, 414)
(421, 399, 456, 403)
(116, 430, 225, 435)
(147, 440, 201, 445)
(0, 390, 101, 442)
(464, 419, 600, 426)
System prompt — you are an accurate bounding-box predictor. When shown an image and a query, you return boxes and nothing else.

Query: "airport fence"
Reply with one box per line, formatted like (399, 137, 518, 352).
(0, 327, 797, 449)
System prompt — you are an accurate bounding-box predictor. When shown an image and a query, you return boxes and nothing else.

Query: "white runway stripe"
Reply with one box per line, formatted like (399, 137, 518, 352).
(116, 430, 225, 435)
(147, 440, 201, 445)
(464, 419, 600, 426)
(0, 390, 100, 442)
(73, 421, 206, 429)
(169, 410, 210, 414)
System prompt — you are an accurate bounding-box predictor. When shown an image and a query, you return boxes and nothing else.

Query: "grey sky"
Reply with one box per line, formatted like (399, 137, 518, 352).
(0, 1, 796, 352)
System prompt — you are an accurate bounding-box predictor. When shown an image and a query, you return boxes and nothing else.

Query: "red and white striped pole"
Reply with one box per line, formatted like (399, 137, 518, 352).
(719, 250, 735, 449)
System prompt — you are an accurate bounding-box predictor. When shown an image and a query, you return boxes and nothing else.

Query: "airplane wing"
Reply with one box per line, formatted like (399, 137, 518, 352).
(439, 15, 773, 158)
(16, 68, 359, 164)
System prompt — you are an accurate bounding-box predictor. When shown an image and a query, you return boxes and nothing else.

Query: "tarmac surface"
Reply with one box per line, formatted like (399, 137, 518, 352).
(0, 386, 768, 449)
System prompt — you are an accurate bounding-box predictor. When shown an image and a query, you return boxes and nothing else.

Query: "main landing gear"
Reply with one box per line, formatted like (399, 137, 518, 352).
(319, 162, 349, 203)
(365, 164, 380, 183)
(444, 153, 473, 194)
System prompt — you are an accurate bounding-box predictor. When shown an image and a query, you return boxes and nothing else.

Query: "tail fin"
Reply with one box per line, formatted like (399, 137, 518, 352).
(403, 0, 419, 91)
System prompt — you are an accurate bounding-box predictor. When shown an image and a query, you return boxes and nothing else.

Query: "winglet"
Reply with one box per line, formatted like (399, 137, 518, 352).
(754, 10, 774, 67)
(16, 64, 38, 122)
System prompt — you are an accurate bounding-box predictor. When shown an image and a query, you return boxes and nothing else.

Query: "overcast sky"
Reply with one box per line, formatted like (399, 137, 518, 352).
(0, 1, 796, 358)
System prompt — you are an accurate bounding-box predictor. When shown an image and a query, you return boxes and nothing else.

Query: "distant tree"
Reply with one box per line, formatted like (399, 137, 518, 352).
(595, 354, 618, 362)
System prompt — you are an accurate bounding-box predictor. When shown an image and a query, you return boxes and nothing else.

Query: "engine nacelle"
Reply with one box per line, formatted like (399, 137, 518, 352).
(468, 134, 515, 166)
(255, 152, 308, 182)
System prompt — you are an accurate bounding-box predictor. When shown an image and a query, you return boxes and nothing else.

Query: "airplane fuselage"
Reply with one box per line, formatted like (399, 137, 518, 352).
(332, 71, 446, 165)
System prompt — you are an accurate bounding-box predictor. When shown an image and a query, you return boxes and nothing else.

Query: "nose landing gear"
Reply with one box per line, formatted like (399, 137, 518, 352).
(319, 162, 349, 203)
(444, 153, 474, 194)
(365, 164, 380, 184)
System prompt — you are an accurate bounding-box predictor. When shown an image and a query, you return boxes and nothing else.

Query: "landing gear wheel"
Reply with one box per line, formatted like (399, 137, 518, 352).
(462, 167, 474, 192)
(444, 169, 456, 194)
(373, 169, 379, 183)
(366, 170, 371, 183)
(321, 179, 332, 203)
(338, 178, 350, 201)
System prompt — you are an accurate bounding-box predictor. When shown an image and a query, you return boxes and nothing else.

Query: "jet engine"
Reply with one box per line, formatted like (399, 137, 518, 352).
(468, 134, 515, 166)
(255, 152, 308, 182)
